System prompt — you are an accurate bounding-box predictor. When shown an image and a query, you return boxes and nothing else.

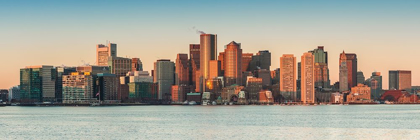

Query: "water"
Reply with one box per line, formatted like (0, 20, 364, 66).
(1, 105, 420, 139)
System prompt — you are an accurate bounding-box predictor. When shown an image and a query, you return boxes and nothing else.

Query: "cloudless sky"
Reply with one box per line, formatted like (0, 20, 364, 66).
(1, 0, 420, 89)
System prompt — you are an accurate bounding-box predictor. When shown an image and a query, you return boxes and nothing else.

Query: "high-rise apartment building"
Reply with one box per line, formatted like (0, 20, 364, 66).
(389, 70, 411, 90)
(301, 53, 315, 103)
(96, 43, 117, 66)
(224, 41, 242, 86)
(154, 59, 175, 99)
(200, 34, 217, 92)
(280, 54, 297, 101)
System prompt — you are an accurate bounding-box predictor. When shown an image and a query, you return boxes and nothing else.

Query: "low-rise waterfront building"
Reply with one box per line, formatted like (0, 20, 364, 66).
(347, 84, 371, 103)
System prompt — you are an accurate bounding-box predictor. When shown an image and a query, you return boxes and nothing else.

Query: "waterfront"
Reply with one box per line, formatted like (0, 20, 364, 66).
(1, 105, 420, 139)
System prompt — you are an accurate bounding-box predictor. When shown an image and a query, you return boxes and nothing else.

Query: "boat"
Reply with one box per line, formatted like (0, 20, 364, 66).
(11, 103, 19, 106)
(90, 102, 100, 106)
(224, 102, 228, 105)
(183, 100, 189, 105)
(229, 102, 234, 105)
(188, 101, 197, 105)
(212, 101, 217, 105)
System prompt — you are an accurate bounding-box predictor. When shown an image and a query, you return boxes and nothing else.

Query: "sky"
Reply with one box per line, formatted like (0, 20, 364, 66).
(1, 0, 420, 89)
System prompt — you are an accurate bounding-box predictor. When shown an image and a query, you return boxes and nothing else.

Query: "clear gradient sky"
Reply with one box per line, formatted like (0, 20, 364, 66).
(1, 0, 420, 89)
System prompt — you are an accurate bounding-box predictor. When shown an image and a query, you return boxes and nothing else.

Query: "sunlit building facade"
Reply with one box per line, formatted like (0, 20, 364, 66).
(96, 43, 117, 66)
(224, 41, 242, 86)
(301, 53, 315, 104)
(200, 34, 217, 92)
(280, 54, 297, 101)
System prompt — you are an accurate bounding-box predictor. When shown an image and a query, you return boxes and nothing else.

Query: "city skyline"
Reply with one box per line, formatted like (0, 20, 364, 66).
(2, 0, 420, 89)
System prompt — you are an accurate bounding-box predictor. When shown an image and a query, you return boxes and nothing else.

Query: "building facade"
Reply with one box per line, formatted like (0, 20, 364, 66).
(189, 44, 200, 92)
(131, 58, 143, 71)
(55, 67, 76, 102)
(246, 77, 263, 103)
(97, 73, 119, 102)
(357, 71, 365, 84)
(96, 43, 117, 66)
(242, 53, 253, 72)
(339, 51, 357, 91)
(280, 54, 297, 101)
(389, 70, 412, 90)
(301, 53, 315, 104)
(20, 65, 56, 103)
(249, 50, 271, 71)
(224, 41, 242, 86)
(62, 72, 96, 104)
(347, 84, 371, 103)
(108, 56, 132, 78)
(154, 59, 175, 100)
(200, 34, 217, 92)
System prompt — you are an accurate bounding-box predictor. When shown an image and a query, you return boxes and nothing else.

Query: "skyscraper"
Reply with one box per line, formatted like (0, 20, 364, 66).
(242, 53, 253, 72)
(357, 71, 365, 84)
(200, 34, 217, 92)
(154, 59, 175, 100)
(301, 53, 315, 103)
(108, 56, 132, 78)
(389, 70, 411, 90)
(189, 44, 200, 91)
(365, 72, 382, 100)
(339, 51, 357, 90)
(249, 50, 271, 71)
(314, 63, 329, 88)
(96, 43, 117, 66)
(339, 53, 348, 92)
(20, 65, 56, 103)
(280, 54, 297, 101)
(309, 46, 330, 88)
(131, 58, 143, 71)
(218, 52, 225, 73)
(208, 60, 221, 79)
(175, 54, 190, 102)
(175, 54, 189, 85)
(223, 41, 242, 86)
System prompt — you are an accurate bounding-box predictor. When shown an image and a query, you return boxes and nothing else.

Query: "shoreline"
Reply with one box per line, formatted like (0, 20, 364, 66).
(3, 102, 420, 107)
